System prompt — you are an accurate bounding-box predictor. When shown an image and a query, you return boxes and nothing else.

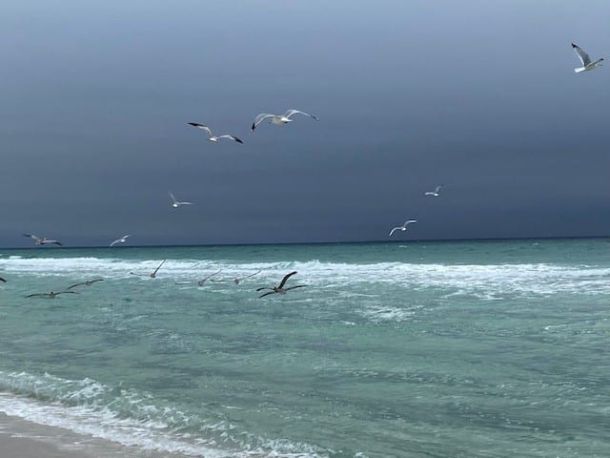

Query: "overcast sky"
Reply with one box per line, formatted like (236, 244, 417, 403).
(1, 0, 609, 247)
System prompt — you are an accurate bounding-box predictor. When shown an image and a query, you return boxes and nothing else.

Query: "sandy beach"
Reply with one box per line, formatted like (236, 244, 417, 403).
(0, 412, 188, 458)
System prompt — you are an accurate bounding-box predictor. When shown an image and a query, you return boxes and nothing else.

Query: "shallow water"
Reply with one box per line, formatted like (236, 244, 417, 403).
(1, 239, 609, 457)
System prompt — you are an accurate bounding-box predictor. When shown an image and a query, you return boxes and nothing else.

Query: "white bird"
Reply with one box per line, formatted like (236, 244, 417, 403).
(169, 192, 193, 208)
(187, 123, 244, 144)
(251, 109, 318, 131)
(23, 233, 63, 247)
(110, 234, 130, 247)
(425, 185, 443, 197)
(389, 220, 417, 237)
(572, 43, 604, 73)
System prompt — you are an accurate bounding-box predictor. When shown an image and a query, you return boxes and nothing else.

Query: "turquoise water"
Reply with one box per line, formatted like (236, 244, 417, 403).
(0, 239, 609, 457)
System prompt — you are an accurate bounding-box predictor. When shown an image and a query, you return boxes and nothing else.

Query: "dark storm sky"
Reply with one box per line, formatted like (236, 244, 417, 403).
(1, 0, 610, 247)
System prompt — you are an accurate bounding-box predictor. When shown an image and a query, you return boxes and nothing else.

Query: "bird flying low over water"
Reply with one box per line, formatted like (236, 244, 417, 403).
(26, 291, 78, 299)
(110, 234, 131, 247)
(198, 269, 222, 286)
(256, 271, 306, 298)
(187, 123, 244, 144)
(169, 192, 193, 208)
(150, 259, 166, 278)
(425, 186, 443, 197)
(572, 43, 604, 73)
(234, 270, 262, 285)
(23, 233, 63, 247)
(389, 220, 417, 237)
(251, 109, 318, 131)
(67, 278, 104, 290)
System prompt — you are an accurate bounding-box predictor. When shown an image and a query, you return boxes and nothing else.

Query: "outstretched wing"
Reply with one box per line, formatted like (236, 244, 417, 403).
(435, 185, 443, 193)
(256, 287, 273, 292)
(404, 220, 417, 226)
(57, 291, 78, 296)
(0, 277, 6, 283)
(285, 285, 306, 291)
(153, 259, 166, 275)
(283, 109, 318, 121)
(46, 240, 63, 246)
(389, 227, 400, 236)
(572, 43, 591, 66)
(169, 192, 177, 204)
(218, 134, 244, 144)
(26, 293, 46, 298)
(23, 233, 41, 243)
(251, 113, 275, 131)
(187, 123, 213, 137)
(259, 291, 277, 298)
(66, 281, 86, 290)
(278, 271, 298, 289)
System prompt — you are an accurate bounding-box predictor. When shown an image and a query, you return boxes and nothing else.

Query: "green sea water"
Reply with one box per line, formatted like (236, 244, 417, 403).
(0, 239, 609, 457)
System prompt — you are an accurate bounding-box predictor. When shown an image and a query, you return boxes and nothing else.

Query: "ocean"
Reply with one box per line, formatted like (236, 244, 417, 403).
(0, 239, 609, 457)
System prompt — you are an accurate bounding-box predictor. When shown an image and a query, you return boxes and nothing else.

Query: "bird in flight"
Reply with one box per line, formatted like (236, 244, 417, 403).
(198, 269, 222, 286)
(66, 278, 104, 290)
(256, 271, 306, 298)
(251, 109, 318, 131)
(169, 192, 193, 208)
(187, 123, 244, 144)
(23, 233, 63, 247)
(234, 270, 262, 285)
(110, 234, 131, 247)
(150, 259, 166, 278)
(26, 291, 78, 299)
(572, 43, 604, 73)
(424, 185, 443, 197)
(389, 220, 417, 237)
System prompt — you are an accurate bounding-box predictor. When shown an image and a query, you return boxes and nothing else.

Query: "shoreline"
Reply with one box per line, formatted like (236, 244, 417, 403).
(0, 412, 191, 458)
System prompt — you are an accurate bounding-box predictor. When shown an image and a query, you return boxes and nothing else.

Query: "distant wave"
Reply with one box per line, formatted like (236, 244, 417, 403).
(1, 256, 609, 298)
(0, 371, 326, 458)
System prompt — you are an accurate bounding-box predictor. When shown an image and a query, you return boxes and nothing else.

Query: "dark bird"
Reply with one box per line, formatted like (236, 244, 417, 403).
(26, 291, 78, 299)
(198, 269, 222, 286)
(66, 278, 104, 290)
(23, 233, 63, 246)
(150, 259, 166, 278)
(256, 271, 306, 298)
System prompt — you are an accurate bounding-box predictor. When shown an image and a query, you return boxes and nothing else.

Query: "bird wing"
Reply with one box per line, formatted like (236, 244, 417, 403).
(47, 240, 63, 246)
(110, 239, 120, 247)
(435, 186, 442, 193)
(278, 271, 298, 289)
(26, 293, 46, 298)
(404, 220, 417, 226)
(251, 113, 275, 130)
(153, 259, 166, 275)
(283, 109, 319, 121)
(256, 287, 272, 292)
(23, 233, 41, 243)
(66, 281, 86, 290)
(259, 291, 277, 298)
(424, 192, 434, 196)
(169, 192, 178, 204)
(218, 135, 244, 144)
(285, 285, 306, 291)
(389, 227, 400, 236)
(187, 123, 213, 137)
(243, 270, 262, 280)
(178, 201, 193, 205)
(57, 291, 78, 296)
(0, 277, 6, 283)
(572, 43, 591, 66)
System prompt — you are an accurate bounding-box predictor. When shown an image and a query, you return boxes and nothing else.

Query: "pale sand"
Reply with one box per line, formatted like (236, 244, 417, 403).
(0, 412, 192, 458)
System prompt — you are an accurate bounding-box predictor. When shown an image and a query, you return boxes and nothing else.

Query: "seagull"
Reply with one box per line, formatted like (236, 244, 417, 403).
(251, 109, 318, 131)
(110, 234, 131, 247)
(169, 192, 193, 208)
(424, 186, 443, 197)
(256, 271, 306, 298)
(234, 270, 261, 285)
(23, 233, 63, 247)
(26, 291, 78, 299)
(67, 278, 104, 290)
(572, 43, 604, 73)
(389, 220, 417, 237)
(150, 259, 166, 278)
(198, 269, 222, 286)
(187, 123, 244, 144)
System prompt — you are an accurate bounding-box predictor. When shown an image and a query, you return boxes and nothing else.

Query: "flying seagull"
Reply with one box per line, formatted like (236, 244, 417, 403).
(389, 220, 417, 237)
(187, 123, 244, 144)
(23, 233, 63, 247)
(169, 192, 193, 208)
(572, 43, 604, 73)
(424, 186, 443, 197)
(26, 291, 78, 299)
(150, 259, 166, 278)
(234, 269, 262, 285)
(256, 271, 306, 298)
(198, 269, 222, 286)
(110, 234, 131, 247)
(67, 278, 104, 290)
(251, 109, 318, 131)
